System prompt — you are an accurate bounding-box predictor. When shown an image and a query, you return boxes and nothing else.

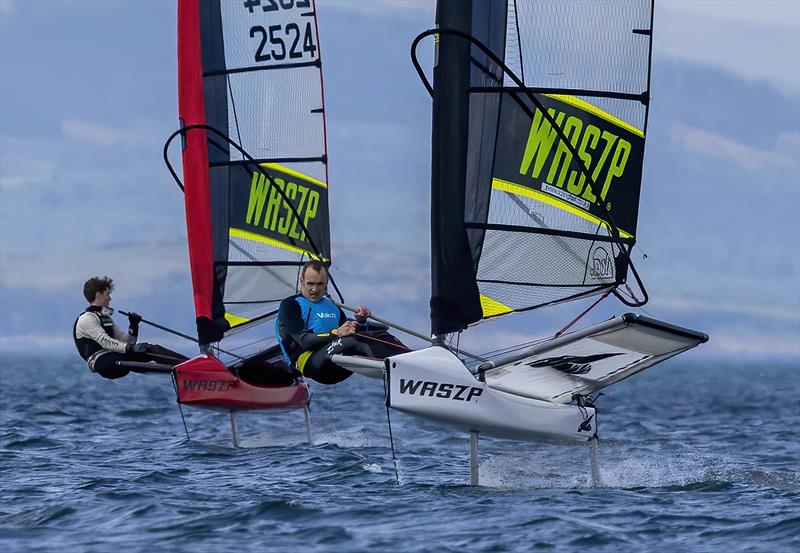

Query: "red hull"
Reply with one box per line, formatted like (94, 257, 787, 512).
(175, 355, 309, 410)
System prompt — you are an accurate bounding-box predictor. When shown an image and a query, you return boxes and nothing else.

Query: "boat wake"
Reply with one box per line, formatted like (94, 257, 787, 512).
(475, 444, 800, 491)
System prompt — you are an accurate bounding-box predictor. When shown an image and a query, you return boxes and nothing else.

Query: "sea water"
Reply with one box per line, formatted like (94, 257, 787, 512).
(1, 354, 798, 552)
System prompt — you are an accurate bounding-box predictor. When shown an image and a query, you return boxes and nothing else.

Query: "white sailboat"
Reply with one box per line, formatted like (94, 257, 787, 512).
(333, 0, 708, 484)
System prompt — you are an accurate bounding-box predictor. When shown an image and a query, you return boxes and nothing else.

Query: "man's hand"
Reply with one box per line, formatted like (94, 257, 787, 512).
(127, 312, 142, 336)
(354, 305, 372, 323)
(336, 320, 357, 337)
(126, 342, 151, 354)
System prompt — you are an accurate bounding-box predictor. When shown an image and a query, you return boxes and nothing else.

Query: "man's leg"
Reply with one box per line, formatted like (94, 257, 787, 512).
(93, 352, 130, 379)
(301, 336, 374, 385)
(138, 344, 188, 365)
(355, 331, 409, 358)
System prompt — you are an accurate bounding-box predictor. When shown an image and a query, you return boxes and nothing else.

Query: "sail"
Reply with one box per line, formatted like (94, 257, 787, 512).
(178, 0, 330, 346)
(429, 0, 653, 334)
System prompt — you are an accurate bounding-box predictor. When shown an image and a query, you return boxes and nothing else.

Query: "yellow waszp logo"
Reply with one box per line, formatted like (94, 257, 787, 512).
(519, 100, 638, 204)
(245, 166, 322, 241)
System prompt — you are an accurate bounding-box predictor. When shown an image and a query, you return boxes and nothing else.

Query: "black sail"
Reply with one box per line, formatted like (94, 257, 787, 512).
(428, 0, 653, 335)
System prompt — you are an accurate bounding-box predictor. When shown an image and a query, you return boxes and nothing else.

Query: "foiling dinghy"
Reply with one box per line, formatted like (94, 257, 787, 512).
(131, 0, 340, 446)
(332, 0, 708, 485)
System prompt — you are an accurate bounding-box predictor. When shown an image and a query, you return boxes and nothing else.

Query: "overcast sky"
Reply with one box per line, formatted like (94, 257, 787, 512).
(1, 0, 798, 361)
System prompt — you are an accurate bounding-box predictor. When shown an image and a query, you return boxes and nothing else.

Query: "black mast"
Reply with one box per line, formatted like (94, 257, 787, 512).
(430, 0, 483, 337)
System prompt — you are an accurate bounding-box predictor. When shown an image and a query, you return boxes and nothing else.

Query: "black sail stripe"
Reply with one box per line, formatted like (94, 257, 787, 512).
(209, 156, 326, 168)
(203, 60, 319, 78)
(465, 222, 635, 244)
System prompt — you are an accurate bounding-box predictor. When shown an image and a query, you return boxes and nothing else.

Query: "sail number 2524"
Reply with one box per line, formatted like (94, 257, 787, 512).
(250, 22, 317, 62)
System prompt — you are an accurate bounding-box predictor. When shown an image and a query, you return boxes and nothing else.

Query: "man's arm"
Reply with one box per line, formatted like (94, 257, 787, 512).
(112, 319, 136, 345)
(354, 305, 372, 323)
(75, 313, 130, 353)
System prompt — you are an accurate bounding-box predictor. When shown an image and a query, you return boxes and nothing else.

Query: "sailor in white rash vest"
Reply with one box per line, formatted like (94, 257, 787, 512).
(73, 276, 187, 379)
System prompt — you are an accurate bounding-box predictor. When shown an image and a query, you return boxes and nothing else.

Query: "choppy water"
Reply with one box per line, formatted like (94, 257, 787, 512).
(1, 354, 798, 552)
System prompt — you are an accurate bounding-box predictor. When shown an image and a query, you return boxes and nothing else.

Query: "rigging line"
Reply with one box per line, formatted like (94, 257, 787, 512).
(334, 301, 488, 363)
(478, 334, 552, 359)
(621, 283, 640, 302)
(295, 252, 305, 294)
(383, 371, 400, 485)
(227, 74, 244, 148)
(513, 0, 525, 84)
(484, 339, 550, 360)
(553, 288, 612, 339)
(226, 336, 272, 352)
(208, 136, 230, 156)
(354, 332, 413, 353)
(118, 309, 245, 360)
(171, 372, 191, 442)
(478, 328, 556, 364)
(469, 56, 503, 85)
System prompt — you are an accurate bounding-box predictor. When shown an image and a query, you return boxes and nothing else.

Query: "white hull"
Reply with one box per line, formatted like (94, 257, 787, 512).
(387, 347, 595, 442)
(334, 314, 707, 444)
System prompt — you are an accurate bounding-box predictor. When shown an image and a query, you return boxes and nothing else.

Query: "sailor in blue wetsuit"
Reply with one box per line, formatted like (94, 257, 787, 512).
(275, 261, 379, 385)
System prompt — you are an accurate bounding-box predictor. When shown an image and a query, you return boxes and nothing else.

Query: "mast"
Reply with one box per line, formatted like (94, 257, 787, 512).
(429, 0, 482, 337)
(178, 0, 222, 348)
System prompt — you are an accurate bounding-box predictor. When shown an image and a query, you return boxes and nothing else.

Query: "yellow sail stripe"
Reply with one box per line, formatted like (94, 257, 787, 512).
(491, 178, 634, 239)
(260, 163, 327, 189)
(480, 294, 513, 317)
(225, 312, 250, 328)
(544, 94, 644, 138)
(228, 227, 328, 261)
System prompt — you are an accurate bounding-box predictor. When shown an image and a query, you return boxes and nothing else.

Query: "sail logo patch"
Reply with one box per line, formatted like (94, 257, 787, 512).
(326, 338, 343, 355)
(182, 379, 236, 393)
(588, 246, 614, 280)
(492, 93, 644, 236)
(519, 106, 631, 204)
(246, 171, 320, 241)
(230, 163, 331, 257)
(528, 353, 624, 375)
(398, 378, 483, 402)
(542, 182, 590, 210)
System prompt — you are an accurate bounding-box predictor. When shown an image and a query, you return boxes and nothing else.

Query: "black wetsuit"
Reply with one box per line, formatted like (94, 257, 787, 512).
(73, 306, 187, 379)
(275, 295, 406, 385)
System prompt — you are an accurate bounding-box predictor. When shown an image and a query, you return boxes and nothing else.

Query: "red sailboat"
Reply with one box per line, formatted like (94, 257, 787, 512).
(154, 0, 334, 444)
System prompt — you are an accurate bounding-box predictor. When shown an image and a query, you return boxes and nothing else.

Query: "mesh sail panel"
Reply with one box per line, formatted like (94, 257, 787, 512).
(505, 1, 651, 97)
(180, 0, 329, 343)
(431, 0, 652, 330)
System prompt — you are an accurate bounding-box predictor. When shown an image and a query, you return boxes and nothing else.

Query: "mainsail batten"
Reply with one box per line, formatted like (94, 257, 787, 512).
(426, 0, 654, 334)
(178, 0, 331, 346)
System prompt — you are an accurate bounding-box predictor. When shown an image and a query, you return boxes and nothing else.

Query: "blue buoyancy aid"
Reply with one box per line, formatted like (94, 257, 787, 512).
(297, 296, 341, 334)
(275, 295, 342, 363)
